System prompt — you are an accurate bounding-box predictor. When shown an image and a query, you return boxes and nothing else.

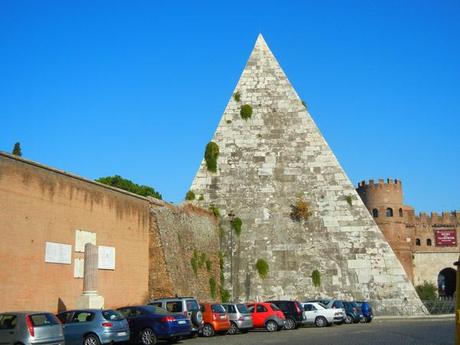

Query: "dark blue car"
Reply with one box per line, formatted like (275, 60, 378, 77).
(118, 305, 191, 345)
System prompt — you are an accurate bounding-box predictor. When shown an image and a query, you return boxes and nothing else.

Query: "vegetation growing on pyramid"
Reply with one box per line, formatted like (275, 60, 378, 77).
(312, 269, 321, 288)
(185, 190, 195, 200)
(199, 194, 204, 201)
(12, 142, 22, 156)
(231, 217, 243, 236)
(96, 175, 162, 199)
(205, 141, 219, 172)
(233, 91, 241, 102)
(255, 258, 269, 279)
(209, 204, 221, 218)
(191, 250, 199, 275)
(219, 252, 231, 302)
(302, 100, 308, 109)
(345, 195, 353, 206)
(205, 258, 212, 272)
(290, 198, 312, 222)
(240, 104, 253, 120)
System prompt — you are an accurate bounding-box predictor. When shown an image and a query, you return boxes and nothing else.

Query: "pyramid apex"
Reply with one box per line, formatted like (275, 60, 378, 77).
(255, 33, 269, 49)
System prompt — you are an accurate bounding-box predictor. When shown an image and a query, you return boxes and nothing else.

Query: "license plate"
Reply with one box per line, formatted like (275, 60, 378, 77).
(117, 332, 127, 336)
(178, 320, 186, 324)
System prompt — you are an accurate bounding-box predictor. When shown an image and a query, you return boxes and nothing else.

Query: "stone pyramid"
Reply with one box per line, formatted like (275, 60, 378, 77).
(190, 34, 425, 315)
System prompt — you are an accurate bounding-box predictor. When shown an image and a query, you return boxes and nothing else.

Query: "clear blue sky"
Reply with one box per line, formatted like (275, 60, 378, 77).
(0, 1, 458, 212)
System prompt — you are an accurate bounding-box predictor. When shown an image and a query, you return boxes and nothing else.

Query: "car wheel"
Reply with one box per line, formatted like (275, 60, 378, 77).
(201, 323, 215, 337)
(227, 321, 238, 335)
(140, 328, 157, 345)
(344, 315, 353, 324)
(265, 320, 278, 332)
(315, 316, 327, 328)
(284, 318, 296, 330)
(367, 317, 373, 323)
(83, 334, 100, 345)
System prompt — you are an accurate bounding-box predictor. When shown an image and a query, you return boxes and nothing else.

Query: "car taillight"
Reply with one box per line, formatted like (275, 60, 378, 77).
(102, 322, 113, 327)
(212, 314, 217, 321)
(161, 316, 175, 322)
(25, 315, 34, 337)
(184, 311, 188, 317)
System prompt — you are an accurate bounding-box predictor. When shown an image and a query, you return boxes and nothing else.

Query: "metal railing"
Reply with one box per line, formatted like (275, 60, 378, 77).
(422, 299, 456, 314)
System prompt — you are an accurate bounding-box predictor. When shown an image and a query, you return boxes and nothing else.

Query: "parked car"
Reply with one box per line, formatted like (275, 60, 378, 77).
(0, 312, 64, 345)
(149, 296, 202, 335)
(222, 303, 253, 334)
(267, 300, 306, 329)
(199, 303, 230, 337)
(246, 302, 285, 332)
(305, 299, 346, 324)
(342, 301, 362, 324)
(57, 309, 129, 345)
(118, 305, 191, 345)
(301, 302, 337, 327)
(356, 301, 373, 323)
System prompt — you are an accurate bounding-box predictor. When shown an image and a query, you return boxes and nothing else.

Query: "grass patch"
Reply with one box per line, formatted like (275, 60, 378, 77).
(205, 142, 219, 172)
(255, 259, 269, 279)
(240, 104, 253, 120)
(231, 217, 242, 237)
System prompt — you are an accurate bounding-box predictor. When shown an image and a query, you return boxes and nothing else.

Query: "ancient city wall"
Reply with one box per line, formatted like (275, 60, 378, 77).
(0, 152, 221, 312)
(0, 152, 151, 312)
(148, 202, 221, 302)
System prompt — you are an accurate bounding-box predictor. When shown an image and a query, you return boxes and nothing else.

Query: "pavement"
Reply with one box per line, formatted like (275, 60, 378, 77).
(180, 318, 455, 345)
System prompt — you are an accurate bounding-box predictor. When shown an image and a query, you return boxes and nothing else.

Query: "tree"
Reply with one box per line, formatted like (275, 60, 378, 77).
(12, 142, 22, 156)
(96, 175, 162, 199)
(415, 281, 437, 301)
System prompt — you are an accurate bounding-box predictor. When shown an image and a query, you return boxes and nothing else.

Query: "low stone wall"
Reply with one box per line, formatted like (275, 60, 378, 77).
(148, 200, 221, 302)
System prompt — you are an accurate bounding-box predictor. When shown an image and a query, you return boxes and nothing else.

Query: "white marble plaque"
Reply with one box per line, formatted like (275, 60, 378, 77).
(98, 246, 115, 270)
(74, 258, 84, 278)
(45, 242, 72, 264)
(75, 230, 96, 252)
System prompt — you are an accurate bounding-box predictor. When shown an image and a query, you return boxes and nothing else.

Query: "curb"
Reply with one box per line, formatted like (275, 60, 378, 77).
(374, 314, 455, 320)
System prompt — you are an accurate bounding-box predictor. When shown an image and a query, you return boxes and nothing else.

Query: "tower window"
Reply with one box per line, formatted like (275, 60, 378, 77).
(386, 208, 393, 217)
(372, 209, 379, 218)
(427, 239, 432, 246)
(416, 238, 421, 246)
(399, 208, 403, 217)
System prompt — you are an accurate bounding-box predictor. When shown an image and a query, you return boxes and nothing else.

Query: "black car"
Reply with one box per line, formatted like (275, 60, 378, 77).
(342, 301, 362, 324)
(267, 300, 306, 330)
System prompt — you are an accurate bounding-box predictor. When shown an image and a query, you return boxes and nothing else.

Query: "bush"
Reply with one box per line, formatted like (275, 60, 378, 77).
(415, 281, 437, 301)
(345, 195, 353, 206)
(206, 259, 212, 272)
(221, 288, 231, 303)
(205, 142, 219, 172)
(96, 175, 162, 199)
(240, 104, 253, 120)
(233, 91, 241, 102)
(312, 270, 321, 288)
(185, 190, 195, 201)
(209, 204, 221, 218)
(255, 259, 269, 279)
(191, 251, 198, 275)
(209, 277, 217, 299)
(290, 198, 312, 222)
(231, 217, 243, 237)
(12, 142, 22, 156)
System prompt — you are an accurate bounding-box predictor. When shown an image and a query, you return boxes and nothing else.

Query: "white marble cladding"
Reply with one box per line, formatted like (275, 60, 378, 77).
(189, 34, 426, 315)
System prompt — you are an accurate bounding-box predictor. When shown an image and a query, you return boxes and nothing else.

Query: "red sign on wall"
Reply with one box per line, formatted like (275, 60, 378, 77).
(435, 229, 457, 246)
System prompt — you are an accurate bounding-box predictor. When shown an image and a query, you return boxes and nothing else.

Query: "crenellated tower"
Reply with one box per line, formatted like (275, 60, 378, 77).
(356, 179, 414, 281)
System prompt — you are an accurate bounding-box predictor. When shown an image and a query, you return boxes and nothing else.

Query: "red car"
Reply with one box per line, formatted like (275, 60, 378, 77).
(246, 303, 285, 332)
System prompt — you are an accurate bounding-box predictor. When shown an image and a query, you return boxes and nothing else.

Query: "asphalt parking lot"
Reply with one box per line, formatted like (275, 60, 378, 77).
(182, 318, 455, 345)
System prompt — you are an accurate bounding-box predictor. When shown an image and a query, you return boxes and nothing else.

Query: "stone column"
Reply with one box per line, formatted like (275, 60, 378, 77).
(76, 243, 104, 309)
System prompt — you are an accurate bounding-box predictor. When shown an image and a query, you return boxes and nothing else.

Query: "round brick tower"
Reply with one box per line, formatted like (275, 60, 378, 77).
(356, 178, 414, 282)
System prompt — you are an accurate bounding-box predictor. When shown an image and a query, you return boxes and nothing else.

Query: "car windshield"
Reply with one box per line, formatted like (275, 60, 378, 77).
(270, 303, 281, 311)
(144, 306, 171, 315)
(211, 304, 226, 313)
(186, 300, 200, 312)
(332, 300, 344, 308)
(102, 310, 125, 321)
(236, 304, 248, 314)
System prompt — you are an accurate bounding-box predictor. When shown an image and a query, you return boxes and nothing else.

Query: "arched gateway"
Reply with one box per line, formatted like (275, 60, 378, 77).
(437, 268, 457, 298)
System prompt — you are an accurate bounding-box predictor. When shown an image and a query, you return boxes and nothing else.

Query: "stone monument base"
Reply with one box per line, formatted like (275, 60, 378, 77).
(76, 292, 104, 309)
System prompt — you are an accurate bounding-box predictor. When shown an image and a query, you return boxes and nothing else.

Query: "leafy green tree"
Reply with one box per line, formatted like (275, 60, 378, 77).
(415, 281, 437, 300)
(96, 175, 162, 199)
(12, 142, 22, 156)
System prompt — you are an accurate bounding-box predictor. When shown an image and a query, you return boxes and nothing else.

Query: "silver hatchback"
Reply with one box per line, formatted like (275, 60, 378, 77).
(0, 312, 64, 345)
(221, 304, 253, 334)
